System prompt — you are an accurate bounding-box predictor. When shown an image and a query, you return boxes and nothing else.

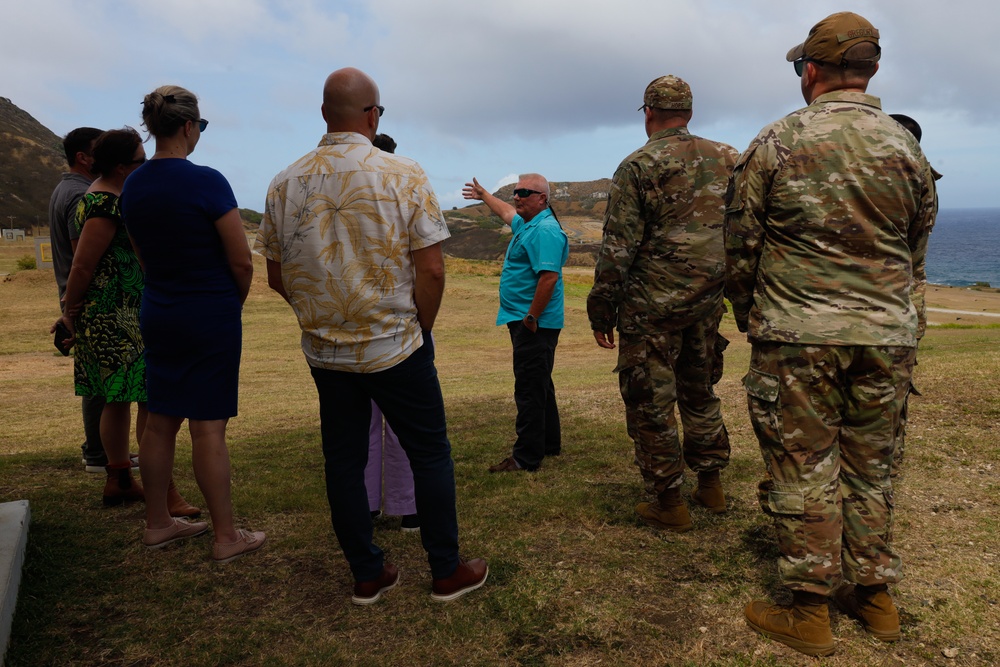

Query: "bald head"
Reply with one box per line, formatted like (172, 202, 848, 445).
(517, 173, 548, 197)
(321, 67, 381, 136)
(514, 173, 550, 221)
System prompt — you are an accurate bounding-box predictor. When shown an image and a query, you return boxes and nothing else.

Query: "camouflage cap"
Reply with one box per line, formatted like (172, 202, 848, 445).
(786, 12, 880, 66)
(641, 75, 692, 111)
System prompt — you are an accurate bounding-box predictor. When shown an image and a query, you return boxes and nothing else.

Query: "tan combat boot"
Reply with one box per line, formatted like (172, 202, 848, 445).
(745, 591, 835, 657)
(635, 487, 692, 532)
(833, 583, 900, 641)
(691, 470, 727, 513)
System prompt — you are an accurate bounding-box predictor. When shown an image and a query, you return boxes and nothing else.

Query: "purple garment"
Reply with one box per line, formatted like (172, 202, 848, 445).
(365, 402, 417, 515)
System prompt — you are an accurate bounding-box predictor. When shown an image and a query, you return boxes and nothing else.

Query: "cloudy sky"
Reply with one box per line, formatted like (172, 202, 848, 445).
(4, 0, 996, 212)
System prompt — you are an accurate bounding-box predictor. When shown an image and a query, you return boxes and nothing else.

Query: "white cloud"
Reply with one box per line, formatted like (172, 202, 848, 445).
(493, 174, 518, 191)
(2, 0, 996, 212)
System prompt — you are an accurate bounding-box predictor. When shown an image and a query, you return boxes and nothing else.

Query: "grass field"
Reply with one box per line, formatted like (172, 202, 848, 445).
(1, 246, 998, 666)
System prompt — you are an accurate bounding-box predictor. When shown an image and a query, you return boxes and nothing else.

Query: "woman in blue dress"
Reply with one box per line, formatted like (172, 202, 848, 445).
(122, 85, 265, 562)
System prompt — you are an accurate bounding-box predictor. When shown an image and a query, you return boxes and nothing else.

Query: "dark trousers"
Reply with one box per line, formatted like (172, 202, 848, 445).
(507, 323, 561, 470)
(81, 395, 106, 463)
(309, 334, 460, 582)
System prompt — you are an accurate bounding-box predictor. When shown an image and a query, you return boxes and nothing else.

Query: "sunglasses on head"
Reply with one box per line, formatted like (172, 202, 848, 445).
(512, 188, 543, 198)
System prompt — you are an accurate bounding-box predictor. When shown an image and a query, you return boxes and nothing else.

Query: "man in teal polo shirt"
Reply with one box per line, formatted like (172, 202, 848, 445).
(463, 173, 569, 472)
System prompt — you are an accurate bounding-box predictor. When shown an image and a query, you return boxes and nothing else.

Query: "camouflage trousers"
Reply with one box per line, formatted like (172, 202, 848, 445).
(891, 363, 920, 479)
(617, 308, 730, 497)
(744, 342, 916, 596)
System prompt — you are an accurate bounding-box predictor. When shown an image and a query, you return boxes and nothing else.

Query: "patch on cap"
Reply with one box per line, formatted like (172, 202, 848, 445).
(786, 12, 880, 65)
(642, 75, 692, 111)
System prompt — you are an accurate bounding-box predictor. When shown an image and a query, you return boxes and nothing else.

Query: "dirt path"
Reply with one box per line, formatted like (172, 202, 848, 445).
(928, 307, 1000, 317)
(926, 285, 1000, 324)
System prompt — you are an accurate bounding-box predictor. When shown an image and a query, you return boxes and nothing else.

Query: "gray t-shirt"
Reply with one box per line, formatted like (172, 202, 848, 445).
(47, 172, 91, 305)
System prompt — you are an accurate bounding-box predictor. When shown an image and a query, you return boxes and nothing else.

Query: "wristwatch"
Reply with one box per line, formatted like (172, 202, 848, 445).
(524, 314, 537, 325)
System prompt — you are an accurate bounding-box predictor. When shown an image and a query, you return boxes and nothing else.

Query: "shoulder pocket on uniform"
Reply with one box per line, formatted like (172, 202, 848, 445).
(742, 367, 779, 403)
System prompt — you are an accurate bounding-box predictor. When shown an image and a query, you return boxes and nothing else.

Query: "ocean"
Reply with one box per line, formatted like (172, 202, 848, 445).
(927, 208, 1000, 287)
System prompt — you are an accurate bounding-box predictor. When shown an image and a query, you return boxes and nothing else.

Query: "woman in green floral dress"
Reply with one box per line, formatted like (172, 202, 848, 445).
(54, 128, 147, 505)
(53, 128, 203, 513)
(72, 187, 147, 400)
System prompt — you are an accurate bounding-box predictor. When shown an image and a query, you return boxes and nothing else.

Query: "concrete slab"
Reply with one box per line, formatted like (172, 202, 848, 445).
(0, 500, 30, 667)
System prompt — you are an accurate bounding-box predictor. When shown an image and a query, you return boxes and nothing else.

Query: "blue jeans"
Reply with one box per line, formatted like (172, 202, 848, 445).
(507, 323, 561, 470)
(309, 333, 460, 582)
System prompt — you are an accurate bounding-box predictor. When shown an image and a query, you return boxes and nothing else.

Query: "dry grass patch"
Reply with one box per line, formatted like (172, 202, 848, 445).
(1, 256, 999, 666)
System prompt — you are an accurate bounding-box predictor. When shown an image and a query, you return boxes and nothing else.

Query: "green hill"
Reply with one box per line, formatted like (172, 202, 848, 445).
(0, 98, 265, 234)
(443, 180, 610, 263)
(0, 96, 65, 231)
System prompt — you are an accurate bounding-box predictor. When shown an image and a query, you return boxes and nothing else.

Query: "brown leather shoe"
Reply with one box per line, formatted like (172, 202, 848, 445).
(833, 583, 900, 641)
(691, 470, 727, 514)
(103, 463, 145, 506)
(167, 479, 202, 518)
(431, 558, 488, 602)
(352, 564, 399, 605)
(489, 456, 523, 473)
(745, 592, 835, 657)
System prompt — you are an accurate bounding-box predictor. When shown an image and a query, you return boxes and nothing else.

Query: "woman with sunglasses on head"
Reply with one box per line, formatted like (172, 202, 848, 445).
(121, 85, 265, 562)
(55, 128, 199, 513)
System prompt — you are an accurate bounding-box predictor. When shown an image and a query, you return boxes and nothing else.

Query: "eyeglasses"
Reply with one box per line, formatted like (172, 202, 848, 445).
(363, 105, 385, 117)
(793, 58, 826, 77)
(512, 188, 543, 198)
(197, 119, 209, 132)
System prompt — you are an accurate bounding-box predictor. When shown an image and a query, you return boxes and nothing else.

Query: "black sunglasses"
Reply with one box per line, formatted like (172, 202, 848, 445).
(512, 188, 543, 198)
(128, 157, 147, 165)
(364, 105, 385, 117)
(197, 118, 209, 132)
(793, 58, 827, 77)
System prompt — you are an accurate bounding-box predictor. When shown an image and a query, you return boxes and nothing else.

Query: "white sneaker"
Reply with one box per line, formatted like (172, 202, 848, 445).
(83, 453, 139, 473)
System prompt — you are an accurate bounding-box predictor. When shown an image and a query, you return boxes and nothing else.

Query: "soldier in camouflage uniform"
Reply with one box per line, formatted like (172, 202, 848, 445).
(725, 12, 937, 657)
(587, 75, 737, 532)
(886, 113, 942, 479)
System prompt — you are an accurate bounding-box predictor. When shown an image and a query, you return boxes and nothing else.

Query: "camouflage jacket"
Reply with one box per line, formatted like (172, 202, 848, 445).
(587, 127, 738, 335)
(724, 91, 937, 347)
